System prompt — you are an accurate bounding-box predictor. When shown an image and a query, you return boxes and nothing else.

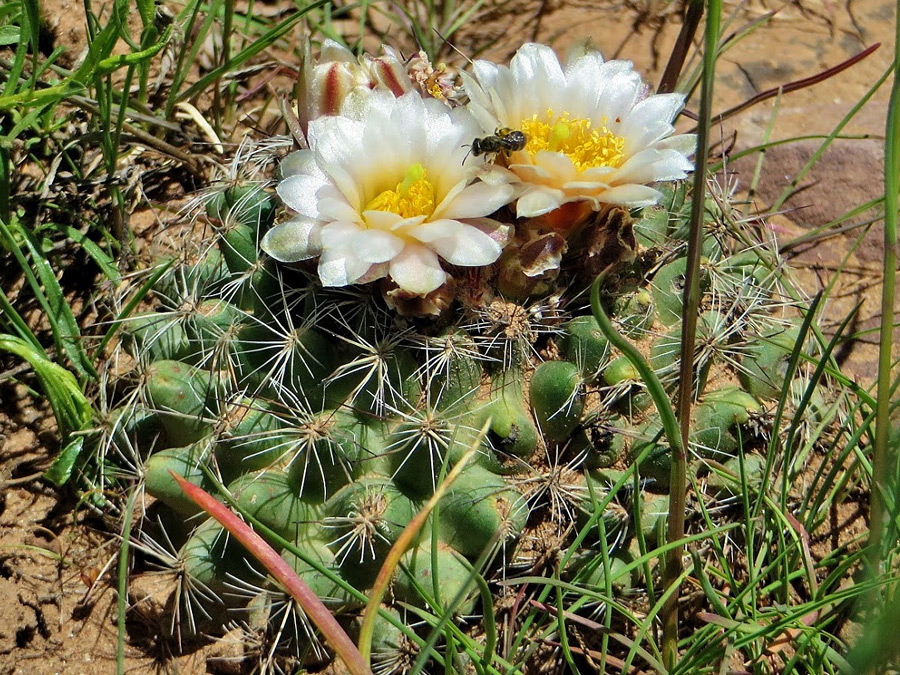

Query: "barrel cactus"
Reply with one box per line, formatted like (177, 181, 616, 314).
(94, 42, 828, 671)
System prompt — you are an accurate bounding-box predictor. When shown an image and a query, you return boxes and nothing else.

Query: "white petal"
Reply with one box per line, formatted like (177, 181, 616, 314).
(410, 219, 464, 243)
(435, 182, 516, 219)
(261, 217, 323, 262)
(277, 174, 326, 218)
(579, 166, 616, 182)
(319, 39, 356, 64)
(627, 93, 684, 128)
(516, 188, 565, 217)
(415, 219, 505, 266)
(461, 69, 502, 132)
(595, 184, 662, 206)
(511, 44, 566, 90)
(279, 150, 317, 179)
(363, 209, 404, 231)
(355, 229, 405, 263)
(510, 162, 554, 183)
(613, 148, 693, 184)
(597, 70, 643, 122)
(320, 220, 362, 248)
(318, 196, 361, 224)
(656, 133, 697, 155)
(318, 246, 373, 286)
(533, 150, 578, 182)
(388, 244, 446, 294)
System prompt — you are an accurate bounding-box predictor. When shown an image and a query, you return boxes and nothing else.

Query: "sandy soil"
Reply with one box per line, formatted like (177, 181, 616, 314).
(1, 0, 896, 671)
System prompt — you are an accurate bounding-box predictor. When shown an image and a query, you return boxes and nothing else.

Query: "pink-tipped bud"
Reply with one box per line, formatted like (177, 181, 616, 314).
(315, 61, 356, 116)
(369, 47, 414, 97)
(298, 40, 415, 128)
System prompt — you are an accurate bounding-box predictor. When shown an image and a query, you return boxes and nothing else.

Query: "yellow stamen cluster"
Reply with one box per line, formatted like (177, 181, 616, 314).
(365, 163, 436, 220)
(519, 110, 626, 173)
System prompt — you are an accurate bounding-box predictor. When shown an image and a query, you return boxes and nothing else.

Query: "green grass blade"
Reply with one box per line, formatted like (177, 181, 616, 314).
(0, 334, 92, 440)
(175, 2, 330, 105)
(0, 217, 97, 380)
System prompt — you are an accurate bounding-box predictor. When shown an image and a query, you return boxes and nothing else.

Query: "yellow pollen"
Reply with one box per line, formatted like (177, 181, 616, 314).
(519, 109, 626, 172)
(365, 163, 436, 220)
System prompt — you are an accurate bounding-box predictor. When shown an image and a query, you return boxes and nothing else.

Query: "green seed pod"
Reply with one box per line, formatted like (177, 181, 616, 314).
(219, 223, 258, 274)
(144, 441, 217, 517)
(740, 324, 806, 400)
(125, 312, 193, 363)
(571, 416, 627, 469)
(692, 387, 761, 460)
(188, 299, 245, 358)
(530, 361, 584, 442)
(106, 404, 165, 456)
(649, 312, 719, 392)
(576, 472, 630, 543)
(349, 417, 395, 477)
(353, 607, 416, 672)
(341, 344, 422, 415)
(232, 258, 284, 315)
(721, 250, 772, 289)
(438, 464, 528, 558)
(577, 551, 634, 594)
(229, 471, 324, 542)
(209, 185, 278, 275)
(393, 543, 476, 615)
(485, 373, 540, 461)
(285, 409, 364, 502)
(558, 315, 611, 379)
(146, 360, 226, 444)
(602, 355, 640, 387)
(627, 422, 671, 490)
(236, 321, 335, 410)
(612, 287, 655, 336)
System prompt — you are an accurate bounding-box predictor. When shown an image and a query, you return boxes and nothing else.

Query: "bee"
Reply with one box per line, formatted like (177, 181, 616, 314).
(464, 127, 527, 163)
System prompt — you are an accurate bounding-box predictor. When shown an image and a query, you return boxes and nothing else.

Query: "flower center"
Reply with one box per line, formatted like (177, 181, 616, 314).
(365, 163, 436, 220)
(519, 110, 626, 173)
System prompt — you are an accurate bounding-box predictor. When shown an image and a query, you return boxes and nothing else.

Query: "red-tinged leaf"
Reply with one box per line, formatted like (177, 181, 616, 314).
(169, 471, 373, 675)
(696, 611, 741, 629)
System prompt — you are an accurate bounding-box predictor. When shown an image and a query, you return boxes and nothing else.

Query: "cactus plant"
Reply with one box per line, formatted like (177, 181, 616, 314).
(88, 42, 832, 672)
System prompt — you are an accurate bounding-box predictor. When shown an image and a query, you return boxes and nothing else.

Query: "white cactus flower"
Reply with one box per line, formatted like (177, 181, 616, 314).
(263, 91, 516, 295)
(463, 43, 696, 219)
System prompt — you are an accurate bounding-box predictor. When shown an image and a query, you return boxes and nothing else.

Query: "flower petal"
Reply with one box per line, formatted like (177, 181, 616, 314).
(414, 219, 505, 266)
(435, 181, 516, 219)
(516, 188, 565, 217)
(261, 217, 323, 262)
(612, 148, 693, 185)
(388, 244, 446, 294)
(318, 245, 373, 286)
(277, 174, 327, 218)
(595, 183, 662, 206)
(354, 229, 405, 263)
